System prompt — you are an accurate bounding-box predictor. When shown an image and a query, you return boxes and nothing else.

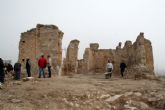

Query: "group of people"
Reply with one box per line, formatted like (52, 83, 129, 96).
(105, 60, 127, 79)
(0, 56, 127, 84)
(0, 55, 52, 84)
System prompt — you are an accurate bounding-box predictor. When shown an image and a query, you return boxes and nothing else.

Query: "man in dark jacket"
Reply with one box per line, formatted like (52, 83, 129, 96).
(26, 58, 31, 77)
(120, 62, 127, 77)
(14, 62, 21, 80)
(0, 58, 5, 83)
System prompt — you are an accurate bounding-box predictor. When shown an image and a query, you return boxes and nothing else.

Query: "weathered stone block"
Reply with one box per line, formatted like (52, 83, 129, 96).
(18, 24, 63, 74)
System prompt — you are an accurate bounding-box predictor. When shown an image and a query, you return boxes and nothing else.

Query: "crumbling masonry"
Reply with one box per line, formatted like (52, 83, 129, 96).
(62, 40, 80, 75)
(18, 24, 154, 77)
(64, 32, 154, 77)
(18, 24, 63, 73)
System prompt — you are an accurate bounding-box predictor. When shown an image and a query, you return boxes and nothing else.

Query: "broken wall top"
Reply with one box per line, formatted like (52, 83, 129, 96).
(21, 24, 63, 38)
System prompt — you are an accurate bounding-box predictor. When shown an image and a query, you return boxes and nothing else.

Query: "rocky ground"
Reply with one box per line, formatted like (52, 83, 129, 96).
(0, 73, 165, 110)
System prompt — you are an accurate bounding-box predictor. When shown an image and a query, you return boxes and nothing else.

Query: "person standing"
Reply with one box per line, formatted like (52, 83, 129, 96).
(0, 58, 5, 84)
(120, 61, 127, 77)
(105, 60, 113, 79)
(47, 55, 52, 78)
(26, 58, 31, 77)
(14, 62, 21, 80)
(38, 55, 47, 78)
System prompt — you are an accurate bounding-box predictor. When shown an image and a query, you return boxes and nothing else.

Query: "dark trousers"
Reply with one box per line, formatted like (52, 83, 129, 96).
(15, 70, 21, 80)
(48, 66, 51, 77)
(26, 67, 31, 77)
(0, 73, 5, 83)
(120, 68, 125, 77)
(105, 68, 112, 79)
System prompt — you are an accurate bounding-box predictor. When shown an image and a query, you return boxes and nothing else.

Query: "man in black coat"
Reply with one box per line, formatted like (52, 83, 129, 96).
(14, 62, 21, 80)
(120, 62, 127, 77)
(0, 58, 5, 83)
(26, 58, 31, 77)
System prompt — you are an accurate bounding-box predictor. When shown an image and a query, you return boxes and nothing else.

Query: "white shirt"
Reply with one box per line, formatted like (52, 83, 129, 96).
(48, 58, 52, 66)
(106, 63, 113, 70)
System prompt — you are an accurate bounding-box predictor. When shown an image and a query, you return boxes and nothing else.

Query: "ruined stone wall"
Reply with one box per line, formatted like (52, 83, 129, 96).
(18, 24, 63, 74)
(62, 39, 80, 75)
(94, 49, 114, 73)
(144, 39, 154, 72)
(19, 29, 37, 73)
(124, 33, 155, 77)
(77, 32, 154, 77)
(36, 24, 63, 69)
(77, 59, 86, 74)
(19, 29, 36, 63)
(87, 43, 99, 72)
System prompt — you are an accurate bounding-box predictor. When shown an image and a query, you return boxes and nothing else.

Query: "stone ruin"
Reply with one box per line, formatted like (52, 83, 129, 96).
(18, 24, 63, 73)
(18, 24, 154, 78)
(63, 32, 154, 78)
(62, 39, 80, 75)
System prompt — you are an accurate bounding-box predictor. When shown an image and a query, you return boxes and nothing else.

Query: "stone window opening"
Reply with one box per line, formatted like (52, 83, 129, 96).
(22, 40, 25, 43)
(22, 59, 25, 62)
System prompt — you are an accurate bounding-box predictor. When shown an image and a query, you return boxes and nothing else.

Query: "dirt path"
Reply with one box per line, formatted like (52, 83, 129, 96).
(0, 73, 165, 110)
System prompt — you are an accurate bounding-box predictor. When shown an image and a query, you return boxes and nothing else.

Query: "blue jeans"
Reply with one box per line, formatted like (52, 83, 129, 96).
(39, 68, 45, 78)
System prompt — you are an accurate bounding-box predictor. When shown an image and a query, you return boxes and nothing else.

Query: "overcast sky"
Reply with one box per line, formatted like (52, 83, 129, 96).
(0, 0, 164, 74)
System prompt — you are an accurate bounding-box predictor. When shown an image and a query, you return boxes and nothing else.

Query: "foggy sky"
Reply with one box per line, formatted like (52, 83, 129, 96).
(0, 0, 165, 74)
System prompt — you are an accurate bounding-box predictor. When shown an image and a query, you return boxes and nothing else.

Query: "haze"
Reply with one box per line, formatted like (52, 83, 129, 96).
(0, 0, 165, 75)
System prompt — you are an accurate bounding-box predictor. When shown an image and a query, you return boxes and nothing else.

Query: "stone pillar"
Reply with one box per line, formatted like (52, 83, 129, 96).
(144, 38, 154, 73)
(134, 32, 146, 67)
(64, 39, 80, 74)
(83, 48, 95, 72)
(124, 32, 155, 78)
